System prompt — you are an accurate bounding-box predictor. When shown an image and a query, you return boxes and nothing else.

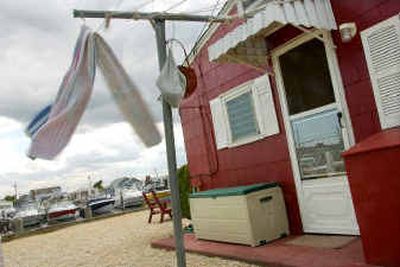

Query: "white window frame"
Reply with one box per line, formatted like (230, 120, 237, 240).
(210, 74, 280, 149)
(221, 81, 261, 148)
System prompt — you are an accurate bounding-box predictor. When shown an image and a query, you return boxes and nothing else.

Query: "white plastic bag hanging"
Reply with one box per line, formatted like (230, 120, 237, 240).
(156, 47, 186, 108)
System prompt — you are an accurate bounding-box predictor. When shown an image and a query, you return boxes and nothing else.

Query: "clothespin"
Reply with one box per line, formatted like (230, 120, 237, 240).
(132, 11, 141, 21)
(79, 11, 86, 25)
(105, 12, 112, 29)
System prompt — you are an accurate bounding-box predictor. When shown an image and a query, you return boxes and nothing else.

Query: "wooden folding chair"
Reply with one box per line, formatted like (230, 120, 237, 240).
(142, 190, 172, 223)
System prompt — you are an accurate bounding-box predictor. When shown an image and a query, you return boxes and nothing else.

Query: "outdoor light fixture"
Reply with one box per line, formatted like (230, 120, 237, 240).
(339, 22, 357, 43)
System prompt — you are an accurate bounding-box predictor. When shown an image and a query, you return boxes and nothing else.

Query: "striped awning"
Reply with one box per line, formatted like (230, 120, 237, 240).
(208, 0, 337, 67)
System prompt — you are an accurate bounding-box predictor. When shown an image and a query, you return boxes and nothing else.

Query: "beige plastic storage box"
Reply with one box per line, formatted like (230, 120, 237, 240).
(189, 182, 289, 246)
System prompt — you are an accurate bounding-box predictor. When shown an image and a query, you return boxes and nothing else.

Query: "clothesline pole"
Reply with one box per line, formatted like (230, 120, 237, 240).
(72, 10, 230, 267)
(73, 9, 230, 22)
(154, 19, 186, 267)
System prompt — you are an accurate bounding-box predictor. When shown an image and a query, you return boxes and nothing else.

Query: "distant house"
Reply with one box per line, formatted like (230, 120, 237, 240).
(143, 175, 169, 192)
(180, 0, 399, 266)
(29, 186, 61, 201)
(69, 188, 91, 202)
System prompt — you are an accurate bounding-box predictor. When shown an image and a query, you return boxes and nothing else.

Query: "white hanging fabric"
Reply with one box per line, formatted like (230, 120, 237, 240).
(156, 47, 186, 108)
(27, 26, 161, 160)
(94, 33, 161, 147)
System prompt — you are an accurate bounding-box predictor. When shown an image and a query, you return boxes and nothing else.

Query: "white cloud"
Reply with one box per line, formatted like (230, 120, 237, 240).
(0, 0, 220, 197)
(0, 117, 187, 197)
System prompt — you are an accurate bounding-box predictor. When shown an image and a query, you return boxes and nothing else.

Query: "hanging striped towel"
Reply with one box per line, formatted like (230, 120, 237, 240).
(27, 26, 161, 160)
(25, 104, 52, 138)
(27, 26, 96, 160)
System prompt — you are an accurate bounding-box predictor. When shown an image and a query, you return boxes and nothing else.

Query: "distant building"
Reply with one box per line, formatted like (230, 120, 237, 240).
(69, 188, 94, 203)
(29, 186, 61, 201)
(143, 174, 169, 192)
(15, 194, 32, 206)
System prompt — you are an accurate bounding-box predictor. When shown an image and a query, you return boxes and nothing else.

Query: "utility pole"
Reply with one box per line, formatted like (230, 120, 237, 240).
(153, 19, 186, 266)
(73, 9, 230, 267)
(87, 175, 92, 198)
(13, 181, 18, 203)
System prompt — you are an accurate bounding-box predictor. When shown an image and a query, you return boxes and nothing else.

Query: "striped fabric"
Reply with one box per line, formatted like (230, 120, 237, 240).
(25, 104, 52, 138)
(28, 26, 96, 160)
(27, 26, 161, 160)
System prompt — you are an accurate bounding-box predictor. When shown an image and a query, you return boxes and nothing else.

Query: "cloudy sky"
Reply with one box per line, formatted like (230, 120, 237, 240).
(0, 0, 222, 197)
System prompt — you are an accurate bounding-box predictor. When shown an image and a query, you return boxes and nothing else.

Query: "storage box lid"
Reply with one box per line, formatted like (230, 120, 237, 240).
(342, 128, 400, 157)
(190, 182, 278, 198)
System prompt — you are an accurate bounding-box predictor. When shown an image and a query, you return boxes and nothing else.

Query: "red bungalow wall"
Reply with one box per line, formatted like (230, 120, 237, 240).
(179, 0, 400, 235)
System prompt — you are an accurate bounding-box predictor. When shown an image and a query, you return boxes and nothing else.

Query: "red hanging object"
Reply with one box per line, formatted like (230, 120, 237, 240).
(167, 38, 198, 99)
(178, 65, 197, 98)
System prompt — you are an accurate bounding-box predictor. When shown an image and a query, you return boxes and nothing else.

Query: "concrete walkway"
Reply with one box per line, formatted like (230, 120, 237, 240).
(152, 234, 380, 267)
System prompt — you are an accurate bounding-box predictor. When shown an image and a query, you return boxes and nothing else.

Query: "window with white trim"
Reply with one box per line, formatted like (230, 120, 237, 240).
(210, 75, 279, 149)
(361, 15, 400, 129)
(226, 90, 259, 141)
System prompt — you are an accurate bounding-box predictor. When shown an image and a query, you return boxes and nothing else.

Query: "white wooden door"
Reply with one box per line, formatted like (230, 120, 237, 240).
(273, 35, 359, 235)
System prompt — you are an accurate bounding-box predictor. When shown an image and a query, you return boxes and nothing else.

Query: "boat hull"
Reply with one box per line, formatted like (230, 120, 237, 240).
(21, 214, 45, 227)
(88, 199, 115, 215)
(115, 197, 143, 208)
(48, 209, 77, 222)
(114, 191, 143, 208)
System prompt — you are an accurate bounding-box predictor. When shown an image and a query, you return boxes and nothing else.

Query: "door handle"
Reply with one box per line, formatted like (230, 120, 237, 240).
(337, 111, 343, 128)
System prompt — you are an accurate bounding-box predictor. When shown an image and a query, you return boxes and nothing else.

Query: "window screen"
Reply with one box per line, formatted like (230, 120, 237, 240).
(226, 92, 258, 141)
(279, 39, 335, 115)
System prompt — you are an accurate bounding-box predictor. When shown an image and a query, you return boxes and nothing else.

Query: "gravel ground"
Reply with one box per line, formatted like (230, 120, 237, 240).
(2, 210, 260, 267)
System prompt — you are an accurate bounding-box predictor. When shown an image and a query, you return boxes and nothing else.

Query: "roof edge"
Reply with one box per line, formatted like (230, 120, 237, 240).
(186, 0, 237, 65)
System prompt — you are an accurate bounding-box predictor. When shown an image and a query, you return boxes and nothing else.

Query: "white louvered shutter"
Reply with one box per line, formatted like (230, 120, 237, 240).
(251, 74, 280, 136)
(210, 97, 229, 149)
(361, 15, 400, 129)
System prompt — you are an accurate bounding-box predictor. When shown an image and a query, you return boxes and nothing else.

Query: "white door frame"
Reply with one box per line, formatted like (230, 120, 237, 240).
(271, 30, 358, 234)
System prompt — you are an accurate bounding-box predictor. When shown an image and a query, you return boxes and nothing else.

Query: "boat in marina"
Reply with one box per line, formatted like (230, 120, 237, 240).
(87, 197, 115, 215)
(47, 200, 79, 222)
(114, 188, 143, 208)
(15, 202, 46, 227)
(109, 177, 144, 209)
(0, 201, 16, 219)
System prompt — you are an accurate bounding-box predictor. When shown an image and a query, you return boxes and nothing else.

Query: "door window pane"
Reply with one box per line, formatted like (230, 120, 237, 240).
(226, 92, 258, 141)
(280, 39, 335, 115)
(291, 109, 345, 180)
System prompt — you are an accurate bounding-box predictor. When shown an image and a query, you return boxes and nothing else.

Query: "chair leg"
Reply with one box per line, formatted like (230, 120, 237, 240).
(160, 213, 164, 223)
(148, 212, 153, 223)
